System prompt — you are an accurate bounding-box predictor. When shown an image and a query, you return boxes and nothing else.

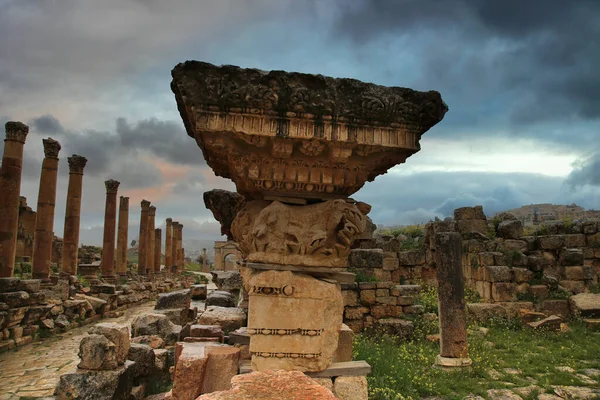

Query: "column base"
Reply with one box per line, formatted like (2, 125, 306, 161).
(434, 355, 472, 369)
(102, 275, 118, 284)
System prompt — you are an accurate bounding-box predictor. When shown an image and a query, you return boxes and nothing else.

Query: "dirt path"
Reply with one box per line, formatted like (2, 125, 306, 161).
(0, 301, 157, 400)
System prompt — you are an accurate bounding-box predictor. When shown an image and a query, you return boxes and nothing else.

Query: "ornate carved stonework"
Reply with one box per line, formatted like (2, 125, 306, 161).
(67, 155, 87, 175)
(119, 196, 129, 211)
(231, 199, 366, 268)
(149, 206, 156, 217)
(42, 138, 61, 158)
(4, 121, 29, 143)
(104, 179, 120, 194)
(171, 61, 447, 200)
(141, 200, 151, 211)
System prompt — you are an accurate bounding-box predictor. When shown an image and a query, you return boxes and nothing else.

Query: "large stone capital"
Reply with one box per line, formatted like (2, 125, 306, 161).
(166, 218, 172, 226)
(119, 196, 129, 210)
(141, 200, 151, 211)
(149, 206, 156, 217)
(105, 179, 120, 194)
(5, 121, 29, 143)
(171, 61, 448, 200)
(67, 155, 88, 174)
(42, 137, 61, 158)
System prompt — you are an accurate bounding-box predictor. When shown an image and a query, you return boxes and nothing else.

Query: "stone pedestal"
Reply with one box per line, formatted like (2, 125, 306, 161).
(434, 232, 471, 367)
(61, 155, 88, 276)
(147, 206, 156, 278)
(165, 218, 173, 272)
(116, 196, 129, 276)
(138, 200, 150, 275)
(0, 122, 29, 277)
(154, 228, 161, 275)
(32, 138, 61, 280)
(101, 180, 120, 279)
(247, 269, 343, 372)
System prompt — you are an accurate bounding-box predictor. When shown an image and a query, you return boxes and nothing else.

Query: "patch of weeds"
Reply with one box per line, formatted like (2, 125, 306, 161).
(589, 284, 600, 294)
(517, 291, 537, 303)
(548, 287, 571, 300)
(146, 376, 173, 396)
(465, 287, 482, 304)
(77, 275, 90, 287)
(415, 284, 438, 314)
(349, 267, 379, 283)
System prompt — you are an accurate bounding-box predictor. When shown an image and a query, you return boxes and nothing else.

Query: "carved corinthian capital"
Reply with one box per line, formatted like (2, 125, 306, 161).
(5, 121, 29, 143)
(105, 179, 120, 194)
(119, 196, 129, 211)
(141, 199, 151, 210)
(67, 155, 88, 174)
(149, 206, 156, 217)
(42, 138, 61, 158)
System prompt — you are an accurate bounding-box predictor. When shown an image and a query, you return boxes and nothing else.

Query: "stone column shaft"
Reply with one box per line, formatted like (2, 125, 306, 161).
(60, 155, 87, 275)
(101, 180, 120, 278)
(434, 231, 470, 365)
(32, 138, 61, 280)
(202, 248, 207, 271)
(154, 228, 161, 275)
(138, 200, 150, 275)
(0, 122, 28, 277)
(165, 218, 173, 269)
(176, 224, 183, 272)
(147, 206, 156, 278)
(171, 221, 179, 272)
(116, 196, 129, 276)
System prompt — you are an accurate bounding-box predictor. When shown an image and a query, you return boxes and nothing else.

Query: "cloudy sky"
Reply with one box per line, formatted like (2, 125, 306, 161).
(1, 0, 599, 247)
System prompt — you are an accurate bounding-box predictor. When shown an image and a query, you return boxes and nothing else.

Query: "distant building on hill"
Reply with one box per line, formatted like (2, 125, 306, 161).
(498, 203, 600, 226)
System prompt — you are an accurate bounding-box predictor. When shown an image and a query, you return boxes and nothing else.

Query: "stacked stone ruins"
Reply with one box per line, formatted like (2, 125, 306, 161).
(0, 120, 191, 354)
(166, 60, 448, 397)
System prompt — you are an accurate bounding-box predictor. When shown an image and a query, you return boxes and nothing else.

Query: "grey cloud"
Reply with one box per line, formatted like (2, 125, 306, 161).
(331, 0, 600, 141)
(565, 153, 600, 188)
(353, 170, 589, 225)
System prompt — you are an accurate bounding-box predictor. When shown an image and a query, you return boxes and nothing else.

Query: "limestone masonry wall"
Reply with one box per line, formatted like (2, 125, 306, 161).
(0, 276, 192, 353)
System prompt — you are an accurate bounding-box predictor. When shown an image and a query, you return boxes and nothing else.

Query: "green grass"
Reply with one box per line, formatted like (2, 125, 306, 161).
(354, 320, 600, 400)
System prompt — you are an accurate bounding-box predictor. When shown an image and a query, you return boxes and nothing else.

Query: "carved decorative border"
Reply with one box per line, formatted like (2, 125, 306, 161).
(247, 328, 323, 336)
(252, 352, 322, 359)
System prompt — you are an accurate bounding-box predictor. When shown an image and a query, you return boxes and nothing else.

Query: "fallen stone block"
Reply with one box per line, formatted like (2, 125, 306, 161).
(210, 271, 243, 292)
(202, 346, 241, 393)
(198, 306, 246, 334)
(195, 370, 337, 399)
(131, 335, 165, 349)
(528, 315, 562, 331)
(155, 289, 190, 310)
(88, 323, 130, 365)
(131, 313, 181, 345)
(78, 334, 119, 370)
(191, 284, 207, 300)
(55, 360, 134, 400)
(128, 343, 155, 378)
(206, 291, 235, 308)
(154, 308, 188, 326)
(570, 293, 600, 317)
(333, 376, 368, 400)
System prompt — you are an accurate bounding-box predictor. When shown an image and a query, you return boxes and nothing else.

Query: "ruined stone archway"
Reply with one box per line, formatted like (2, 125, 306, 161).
(213, 241, 242, 270)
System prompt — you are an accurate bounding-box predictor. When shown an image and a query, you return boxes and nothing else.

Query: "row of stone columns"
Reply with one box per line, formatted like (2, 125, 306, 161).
(0, 122, 187, 280)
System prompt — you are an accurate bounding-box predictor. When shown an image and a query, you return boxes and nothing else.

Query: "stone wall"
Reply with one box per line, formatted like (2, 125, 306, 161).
(0, 276, 192, 352)
(341, 282, 421, 334)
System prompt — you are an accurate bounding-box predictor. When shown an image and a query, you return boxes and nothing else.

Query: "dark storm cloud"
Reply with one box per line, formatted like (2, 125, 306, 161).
(332, 0, 600, 139)
(565, 153, 600, 188)
(29, 115, 203, 188)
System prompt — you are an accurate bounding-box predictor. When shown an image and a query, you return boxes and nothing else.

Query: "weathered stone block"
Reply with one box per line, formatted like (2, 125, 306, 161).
(359, 290, 376, 305)
(564, 266, 585, 281)
(529, 285, 549, 299)
(456, 219, 489, 237)
(396, 296, 414, 306)
(397, 249, 425, 266)
(333, 324, 354, 363)
(128, 343, 155, 378)
(512, 268, 534, 283)
(333, 376, 368, 400)
(382, 257, 399, 271)
(565, 234, 587, 248)
(497, 220, 523, 239)
(155, 289, 190, 310)
(202, 346, 241, 393)
(539, 300, 570, 319)
(570, 293, 600, 317)
(206, 291, 236, 308)
(373, 318, 414, 339)
(55, 360, 134, 400)
(344, 306, 369, 320)
(560, 280, 586, 293)
(211, 270, 243, 292)
(349, 249, 384, 268)
(484, 266, 511, 282)
(454, 206, 486, 220)
(491, 283, 516, 302)
(390, 285, 420, 296)
(198, 306, 246, 334)
(583, 221, 598, 234)
(88, 323, 130, 365)
(189, 324, 224, 342)
(560, 249, 584, 266)
(539, 235, 565, 250)
(375, 288, 389, 297)
(131, 335, 164, 349)
(191, 284, 207, 300)
(342, 290, 359, 307)
(78, 334, 119, 370)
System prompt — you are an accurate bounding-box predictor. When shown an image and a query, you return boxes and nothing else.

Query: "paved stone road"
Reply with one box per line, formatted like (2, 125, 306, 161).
(0, 301, 157, 399)
(0, 274, 216, 399)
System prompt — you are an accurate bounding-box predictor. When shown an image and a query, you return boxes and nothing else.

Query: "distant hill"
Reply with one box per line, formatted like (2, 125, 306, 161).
(497, 203, 600, 226)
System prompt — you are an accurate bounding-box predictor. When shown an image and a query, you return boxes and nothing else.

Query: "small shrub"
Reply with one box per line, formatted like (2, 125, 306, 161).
(349, 267, 379, 283)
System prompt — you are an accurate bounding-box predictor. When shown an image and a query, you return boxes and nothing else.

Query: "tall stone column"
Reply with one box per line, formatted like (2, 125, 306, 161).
(176, 223, 183, 272)
(116, 196, 129, 276)
(147, 206, 156, 278)
(171, 221, 179, 273)
(154, 228, 162, 275)
(60, 155, 88, 276)
(32, 138, 61, 280)
(165, 218, 173, 271)
(101, 180, 120, 280)
(182, 247, 185, 269)
(202, 248, 207, 271)
(434, 231, 471, 368)
(138, 200, 151, 275)
(0, 122, 29, 277)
